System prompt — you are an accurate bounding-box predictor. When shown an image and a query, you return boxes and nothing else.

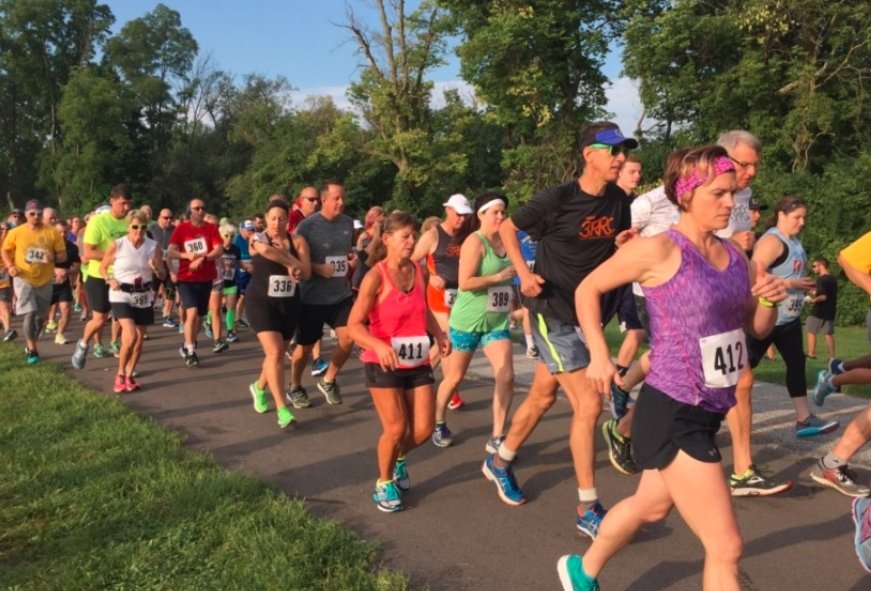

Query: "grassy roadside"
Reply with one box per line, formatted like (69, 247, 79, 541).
(0, 345, 409, 591)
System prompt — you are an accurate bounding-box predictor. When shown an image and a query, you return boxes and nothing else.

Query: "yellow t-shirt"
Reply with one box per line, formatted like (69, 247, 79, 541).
(840, 230, 871, 300)
(84, 211, 129, 276)
(1, 224, 65, 287)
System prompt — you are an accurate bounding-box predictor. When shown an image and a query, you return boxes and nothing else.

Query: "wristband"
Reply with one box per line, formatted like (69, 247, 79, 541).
(758, 296, 777, 309)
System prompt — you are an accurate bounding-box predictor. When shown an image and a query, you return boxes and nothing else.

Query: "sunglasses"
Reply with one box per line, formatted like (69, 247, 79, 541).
(221, 233, 236, 238)
(129, 224, 146, 230)
(27, 211, 42, 217)
(588, 143, 631, 157)
(190, 206, 205, 211)
(160, 215, 172, 220)
(303, 197, 319, 202)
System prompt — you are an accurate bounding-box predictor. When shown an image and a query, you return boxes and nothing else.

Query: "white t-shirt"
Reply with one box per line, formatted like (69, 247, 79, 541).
(631, 185, 679, 238)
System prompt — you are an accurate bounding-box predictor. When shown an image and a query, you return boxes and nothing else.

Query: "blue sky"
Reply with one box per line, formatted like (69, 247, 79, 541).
(106, 1, 642, 133)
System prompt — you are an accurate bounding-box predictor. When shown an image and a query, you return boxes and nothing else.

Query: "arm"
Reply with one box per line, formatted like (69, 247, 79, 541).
(744, 259, 787, 340)
(98, 241, 119, 289)
(150, 245, 166, 280)
(347, 269, 399, 371)
(499, 217, 544, 297)
(751, 235, 815, 291)
(422, 266, 450, 357)
(457, 234, 515, 291)
(411, 228, 443, 288)
(251, 236, 305, 278)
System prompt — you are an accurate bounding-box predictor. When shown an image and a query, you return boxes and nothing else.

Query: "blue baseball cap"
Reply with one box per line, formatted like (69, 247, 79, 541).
(241, 220, 255, 231)
(580, 122, 638, 150)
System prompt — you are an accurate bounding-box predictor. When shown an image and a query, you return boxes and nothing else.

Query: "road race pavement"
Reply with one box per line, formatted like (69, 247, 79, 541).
(19, 315, 871, 590)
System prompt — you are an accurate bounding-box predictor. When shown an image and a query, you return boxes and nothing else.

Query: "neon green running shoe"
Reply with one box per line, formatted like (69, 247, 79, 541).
(249, 381, 269, 414)
(277, 406, 295, 429)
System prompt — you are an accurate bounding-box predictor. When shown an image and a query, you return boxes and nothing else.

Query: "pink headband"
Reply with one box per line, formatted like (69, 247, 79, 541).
(675, 156, 735, 201)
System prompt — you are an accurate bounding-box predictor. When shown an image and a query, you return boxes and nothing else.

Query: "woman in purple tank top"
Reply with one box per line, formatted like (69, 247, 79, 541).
(557, 146, 788, 591)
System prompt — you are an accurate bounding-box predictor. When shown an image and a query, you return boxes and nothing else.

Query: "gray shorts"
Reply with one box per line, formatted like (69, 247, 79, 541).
(0, 286, 10, 302)
(530, 312, 590, 374)
(13, 277, 52, 317)
(807, 315, 834, 336)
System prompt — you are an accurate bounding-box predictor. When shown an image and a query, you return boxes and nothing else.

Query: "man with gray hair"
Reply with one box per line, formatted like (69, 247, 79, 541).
(715, 130, 760, 252)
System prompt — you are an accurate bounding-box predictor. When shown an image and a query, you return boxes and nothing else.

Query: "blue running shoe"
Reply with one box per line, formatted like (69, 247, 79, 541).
(812, 370, 837, 407)
(393, 457, 410, 492)
(557, 555, 599, 591)
(852, 497, 871, 574)
(311, 357, 329, 377)
(162, 316, 178, 328)
(432, 423, 453, 447)
(25, 348, 39, 365)
(609, 383, 630, 420)
(795, 414, 839, 438)
(71, 340, 88, 369)
(482, 454, 526, 506)
(372, 480, 402, 513)
(576, 502, 607, 539)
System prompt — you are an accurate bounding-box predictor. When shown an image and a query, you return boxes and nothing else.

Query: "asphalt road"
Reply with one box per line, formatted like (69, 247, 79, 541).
(21, 316, 871, 590)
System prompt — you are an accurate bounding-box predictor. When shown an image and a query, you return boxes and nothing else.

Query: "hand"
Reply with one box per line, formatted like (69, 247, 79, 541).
(751, 261, 787, 304)
(44, 251, 55, 263)
(732, 230, 755, 252)
(287, 264, 303, 281)
(436, 332, 451, 358)
(170, 272, 178, 283)
(320, 262, 334, 278)
(429, 273, 446, 290)
(499, 265, 517, 282)
(615, 228, 638, 247)
(54, 268, 67, 284)
(585, 355, 621, 398)
(8, 265, 18, 277)
(108, 278, 120, 291)
(519, 270, 545, 298)
(348, 251, 358, 265)
(374, 341, 400, 371)
(190, 257, 204, 271)
(793, 277, 817, 292)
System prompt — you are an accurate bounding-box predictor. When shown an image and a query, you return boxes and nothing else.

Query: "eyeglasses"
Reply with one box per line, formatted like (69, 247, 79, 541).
(729, 156, 759, 172)
(160, 215, 172, 220)
(221, 233, 236, 238)
(129, 224, 145, 230)
(588, 143, 630, 157)
(190, 206, 205, 211)
(26, 211, 42, 217)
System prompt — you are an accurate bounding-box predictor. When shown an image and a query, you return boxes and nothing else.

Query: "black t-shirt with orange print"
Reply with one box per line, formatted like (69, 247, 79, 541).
(512, 179, 631, 325)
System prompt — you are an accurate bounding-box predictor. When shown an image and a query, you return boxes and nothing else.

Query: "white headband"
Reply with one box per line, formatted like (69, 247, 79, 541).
(477, 198, 506, 215)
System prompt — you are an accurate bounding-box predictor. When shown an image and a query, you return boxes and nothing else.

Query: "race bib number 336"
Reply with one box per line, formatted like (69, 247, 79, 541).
(267, 275, 297, 298)
(699, 328, 746, 388)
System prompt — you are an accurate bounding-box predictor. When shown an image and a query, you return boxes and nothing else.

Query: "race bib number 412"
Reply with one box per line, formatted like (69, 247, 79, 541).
(699, 328, 746, 388)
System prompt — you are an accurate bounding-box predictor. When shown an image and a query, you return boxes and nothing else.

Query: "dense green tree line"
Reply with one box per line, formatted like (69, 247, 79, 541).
(2, 0, 870, 321)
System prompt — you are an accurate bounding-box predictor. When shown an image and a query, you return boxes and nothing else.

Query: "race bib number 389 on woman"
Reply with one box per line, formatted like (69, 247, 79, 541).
(699, 328, 746, 388)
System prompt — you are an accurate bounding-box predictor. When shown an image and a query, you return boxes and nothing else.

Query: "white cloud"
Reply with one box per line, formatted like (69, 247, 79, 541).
(604, 76, 649, 136)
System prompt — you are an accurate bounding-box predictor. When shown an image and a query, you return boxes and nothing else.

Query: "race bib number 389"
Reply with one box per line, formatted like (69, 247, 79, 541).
(699, 328, 746, 388)
(486, 286, 512, 313)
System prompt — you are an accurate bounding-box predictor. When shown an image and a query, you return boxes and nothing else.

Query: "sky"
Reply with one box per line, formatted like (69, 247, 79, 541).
(105, 0, 644, 134)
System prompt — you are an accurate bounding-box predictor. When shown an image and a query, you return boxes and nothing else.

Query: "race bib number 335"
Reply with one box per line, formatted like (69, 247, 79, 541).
(699, 328, 746, 388)
(325, 255, 348, 278)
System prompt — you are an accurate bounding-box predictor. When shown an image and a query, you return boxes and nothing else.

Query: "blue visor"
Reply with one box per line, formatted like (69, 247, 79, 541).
(595, 128, 638, 149)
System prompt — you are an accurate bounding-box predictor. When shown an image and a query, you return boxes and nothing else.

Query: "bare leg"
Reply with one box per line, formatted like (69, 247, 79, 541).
(482, 338, 515, 437)
(726, 367, 754, 475)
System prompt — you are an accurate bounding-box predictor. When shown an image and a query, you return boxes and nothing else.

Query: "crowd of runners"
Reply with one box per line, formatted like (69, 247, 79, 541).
(3, 121, 871, 588)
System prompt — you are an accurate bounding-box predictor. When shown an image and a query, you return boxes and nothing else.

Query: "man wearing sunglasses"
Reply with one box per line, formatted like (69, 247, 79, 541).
(288, 186, 320, 233)
(150, 209, 178, 327)
(1, 199, 67, 365)
(490, 122, 637, 537)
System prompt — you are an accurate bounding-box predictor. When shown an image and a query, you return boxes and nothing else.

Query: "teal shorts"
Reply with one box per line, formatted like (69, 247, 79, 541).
(449, 326, 510, 353)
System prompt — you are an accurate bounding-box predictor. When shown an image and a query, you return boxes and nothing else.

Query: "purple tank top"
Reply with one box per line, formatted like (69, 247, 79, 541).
(643, 229, 750, 414)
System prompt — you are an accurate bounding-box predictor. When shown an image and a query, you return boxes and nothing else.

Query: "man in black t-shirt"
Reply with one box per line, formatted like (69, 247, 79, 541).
(806, 257, 838, 359)
(485, 121, 637, 538)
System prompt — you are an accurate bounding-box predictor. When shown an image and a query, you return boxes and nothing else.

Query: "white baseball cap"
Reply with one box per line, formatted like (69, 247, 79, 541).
(442, 193, 472, 215)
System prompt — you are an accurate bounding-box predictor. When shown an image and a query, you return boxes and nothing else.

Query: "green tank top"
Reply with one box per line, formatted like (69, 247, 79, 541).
(449, 231, 513, 333)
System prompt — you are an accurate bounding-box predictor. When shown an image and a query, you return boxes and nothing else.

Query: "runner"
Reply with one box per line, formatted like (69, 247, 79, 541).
(233, 220, 255, 329)
(245, 199, 309, 429)
(167, 198, 223, 368)
(150, 208, 178, 328)
(485, 122, 635, 536)
(351, 206, 386, 293)
(0, 226, 14, 341)
(203, 213, 228, 351)
(806, 256, 838, 360)
(348, 210, 450, 512)
(745, 195, 837, 437)
(432, 193, 516, 451)
(71, 186, 132, 369)
(98, 210, 163, 392)
(288, 181, 356, 406)
(1, 199, 67, 364)
(412, 194, 473, 411)
(45, 213, 80, 345)
(217, 223, 240, 343)
(557, 144, 787, 591)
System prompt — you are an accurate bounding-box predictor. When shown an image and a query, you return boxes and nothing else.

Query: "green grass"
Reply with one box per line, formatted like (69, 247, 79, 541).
(0, 344, 409, 591)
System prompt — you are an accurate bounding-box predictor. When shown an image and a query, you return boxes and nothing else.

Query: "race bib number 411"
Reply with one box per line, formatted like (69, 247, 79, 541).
(699, 328, 746, 388)
(391, 335, 430, 368)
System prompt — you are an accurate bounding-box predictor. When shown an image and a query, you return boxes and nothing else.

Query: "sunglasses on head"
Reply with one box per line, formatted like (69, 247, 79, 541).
(588, 143, 630, 157)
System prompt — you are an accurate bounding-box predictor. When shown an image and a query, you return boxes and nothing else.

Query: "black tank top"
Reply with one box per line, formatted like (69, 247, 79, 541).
(247, 236, 301, 304)
(433, 225, 461, 289)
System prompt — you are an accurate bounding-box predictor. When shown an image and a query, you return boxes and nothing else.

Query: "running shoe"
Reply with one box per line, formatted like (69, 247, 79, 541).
(393, 457, 411, 492)
(276, 406, 295, 429)
(372, 480, 403, 513)
(79, 310, 88, 321)
(576, 502, 607, 539)
(447, 390, 465, 410)
(71, 340, 88, 369)
(184, 351, 199, 368)
(852, 497, 871, 574)
(113, 374, 126, 393)
(311, 357, 328, 377)
(2, 329, 17, 342)
(602, 419, 637, 475)
(204, 322, 213, 339)
(25, 348, 39, 365)
(829, 357, 845, 376)
(179, 345, 187, 358)
(45, 320, 57, 333)
(812, 370, 837, 407)
(317, 378, 342, 405)
(557, 555, 600, 591)
(54, 333, 69, 345)
(730, 464, 793, 496)
(285, 386, 311, 409)
(810, 461, 871, 498)
(485, 434, 505, 454)
(162, 317, 178, 328)
(110, 341, 121, 357)
(178, 323, 184, 334)
(125, 376, 141, 392)
(432, 423, 453, 447)
(250, 381, 269, 413)
(609, 383, 631, 420)
(226, 330, 239, 343)
(526, 344, 539, 358)
(482, 453, 526, 506)
(236, 318, 249, 329)
(93, 344, 111, 359)
(212, 340, 229, 354)
(73, 303, 83, 313)
(795, 414, 839, 438)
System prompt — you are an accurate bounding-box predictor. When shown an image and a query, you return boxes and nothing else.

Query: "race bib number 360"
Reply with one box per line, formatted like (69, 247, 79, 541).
(325, 255, 348, 278)
(391, 336, 430, 368)
(699, 328, 746, 388)
(486, 286, 512, 313)
(267, 275, 297, 298)
(184, 237, 207, 254)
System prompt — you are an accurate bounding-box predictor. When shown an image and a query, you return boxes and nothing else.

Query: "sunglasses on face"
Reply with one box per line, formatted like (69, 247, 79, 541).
(221, 233, 236, 238)
(589, 143, 631, 157)
(160, 215, 172, 220)
(129, 224, 145, 230)
(27, 211, 42, 217)
(190, 206, 205, 211)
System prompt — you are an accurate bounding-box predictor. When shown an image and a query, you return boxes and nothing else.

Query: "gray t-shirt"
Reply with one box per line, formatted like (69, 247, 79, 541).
(295, 212, 354, 305)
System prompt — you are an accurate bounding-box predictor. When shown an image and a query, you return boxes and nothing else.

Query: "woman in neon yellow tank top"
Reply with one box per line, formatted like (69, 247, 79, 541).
(433, 193, 517, 454)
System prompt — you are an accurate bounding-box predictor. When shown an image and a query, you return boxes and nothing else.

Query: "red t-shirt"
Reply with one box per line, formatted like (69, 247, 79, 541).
(287, 208, 306, 233)
(170, 221, 222, 282)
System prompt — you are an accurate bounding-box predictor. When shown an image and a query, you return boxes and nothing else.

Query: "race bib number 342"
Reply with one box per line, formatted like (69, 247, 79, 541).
(699, 328, 746, 388)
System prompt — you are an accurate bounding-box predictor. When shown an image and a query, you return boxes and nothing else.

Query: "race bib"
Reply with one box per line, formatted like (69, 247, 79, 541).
(24, 247, 48, 264)
(0, 269, 8, 282)
(699, 328, 746, 388)
(780, 294, 804, 320)
(391, 335, 430, 368)
(130, 292, 151, 309)
(486, 285, 512, 313)
(267, 275, 297, 298)
(220, 256, 236, 280)
(443, 288, 458, 308)
(325, 255, 348, 278)
(183, 237, 207, 255)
